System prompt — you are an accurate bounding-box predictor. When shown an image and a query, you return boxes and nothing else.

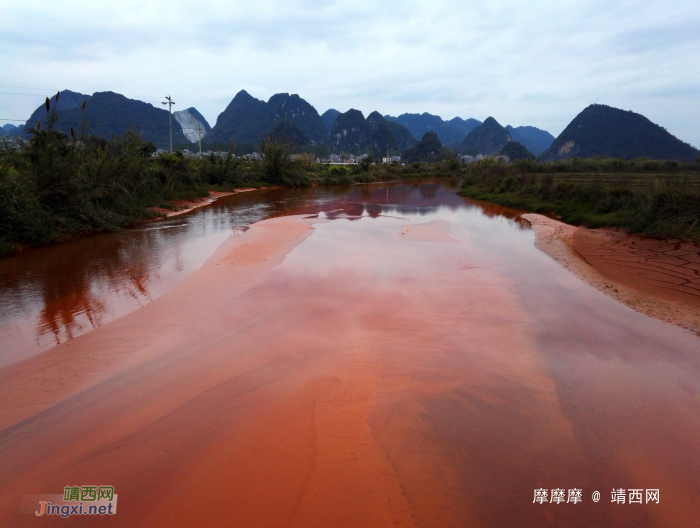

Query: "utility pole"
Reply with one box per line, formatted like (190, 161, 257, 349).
(162, 95, 175, 153)
(198, 123, 202, 158)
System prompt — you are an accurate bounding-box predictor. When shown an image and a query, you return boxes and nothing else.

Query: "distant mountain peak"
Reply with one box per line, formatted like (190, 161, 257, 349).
(321, 109, 341, 133)
(500, 141, 534, 161)
(234, 89, 253, 99)
(540, 104, 698, 161)
(401, 131, 454, 163)
(461, 117, 511, 155)
(206, 90, 326, 145)
(366, 111, 385, 124)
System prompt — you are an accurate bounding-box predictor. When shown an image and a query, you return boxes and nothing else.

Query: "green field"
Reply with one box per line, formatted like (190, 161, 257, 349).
(520, 172, 700, 191)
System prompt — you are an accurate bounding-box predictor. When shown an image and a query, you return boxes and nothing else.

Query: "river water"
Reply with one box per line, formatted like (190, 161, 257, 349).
(0, 184, 426, 366)
(0, 181, 698, 527)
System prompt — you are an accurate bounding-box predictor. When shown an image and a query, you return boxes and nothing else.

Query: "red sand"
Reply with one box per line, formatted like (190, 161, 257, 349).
(0, 213, 698, 527)
(573, 228, 700, 309)
(524, 213, 700, 334)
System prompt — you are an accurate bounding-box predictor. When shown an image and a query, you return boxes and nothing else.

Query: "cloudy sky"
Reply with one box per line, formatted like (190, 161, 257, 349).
(1, 0, 699, 145)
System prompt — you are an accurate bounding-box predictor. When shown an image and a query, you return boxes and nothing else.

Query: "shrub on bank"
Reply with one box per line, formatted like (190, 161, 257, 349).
(260, 139, 309, 187)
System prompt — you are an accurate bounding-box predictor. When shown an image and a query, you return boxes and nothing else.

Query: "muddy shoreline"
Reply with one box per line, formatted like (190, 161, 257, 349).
(148, 187, 277, 218)
(523, 213, 700, 335)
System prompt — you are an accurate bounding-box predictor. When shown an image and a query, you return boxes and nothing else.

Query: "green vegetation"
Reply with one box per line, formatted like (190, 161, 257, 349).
(260, 139, 308, 186)
(0, 126, 255, 255)
(458, 157, 700, 239)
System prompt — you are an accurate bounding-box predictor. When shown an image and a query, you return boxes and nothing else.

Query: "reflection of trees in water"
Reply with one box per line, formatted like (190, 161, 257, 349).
(0, 227, 187, 348)
(37, 288, 107, 345)
(464, 198, 531, 230)
(419, 183, 440, 199)
(34, 232, 165, 345)
(0, 181, 532, 354)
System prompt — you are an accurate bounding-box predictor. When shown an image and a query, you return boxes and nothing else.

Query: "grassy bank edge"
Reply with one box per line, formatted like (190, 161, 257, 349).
(458, 185, 700, 241)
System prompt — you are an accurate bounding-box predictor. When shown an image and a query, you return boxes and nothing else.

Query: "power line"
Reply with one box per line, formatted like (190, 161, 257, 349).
(0, 92, 55, 97)
(0, 90, 170, 103)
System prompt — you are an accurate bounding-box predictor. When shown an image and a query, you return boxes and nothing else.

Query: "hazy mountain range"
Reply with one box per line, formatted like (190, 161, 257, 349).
(5, 89, 698, 161)
(506, 126, 555, 156)
(384, 113, 481, 146)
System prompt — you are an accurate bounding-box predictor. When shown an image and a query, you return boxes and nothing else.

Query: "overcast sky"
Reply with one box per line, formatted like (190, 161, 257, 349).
(1, 0, 698, 145)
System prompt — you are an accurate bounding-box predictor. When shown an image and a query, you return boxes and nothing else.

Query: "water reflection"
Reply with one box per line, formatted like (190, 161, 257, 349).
(0, 182, 528, 366)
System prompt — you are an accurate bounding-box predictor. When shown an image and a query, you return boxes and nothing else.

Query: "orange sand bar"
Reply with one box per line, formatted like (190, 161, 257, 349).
(1, 210, 699, 527)
(524, 213, 700, 334)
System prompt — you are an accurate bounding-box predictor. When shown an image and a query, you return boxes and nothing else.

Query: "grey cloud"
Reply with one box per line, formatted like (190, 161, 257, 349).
(1, 0, 699, 146)
(610, 19, 700, 53)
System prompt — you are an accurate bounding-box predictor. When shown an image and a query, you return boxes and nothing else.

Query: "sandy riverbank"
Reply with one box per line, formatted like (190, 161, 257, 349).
(523, 213, 700, 335)
(149, 187, 276, 217)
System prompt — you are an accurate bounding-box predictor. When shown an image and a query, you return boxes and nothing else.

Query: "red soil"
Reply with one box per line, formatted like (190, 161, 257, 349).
(573, 228, 700, 310)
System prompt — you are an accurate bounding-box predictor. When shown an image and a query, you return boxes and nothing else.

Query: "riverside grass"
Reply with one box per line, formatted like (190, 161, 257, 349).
(457, 157, 700, 240)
